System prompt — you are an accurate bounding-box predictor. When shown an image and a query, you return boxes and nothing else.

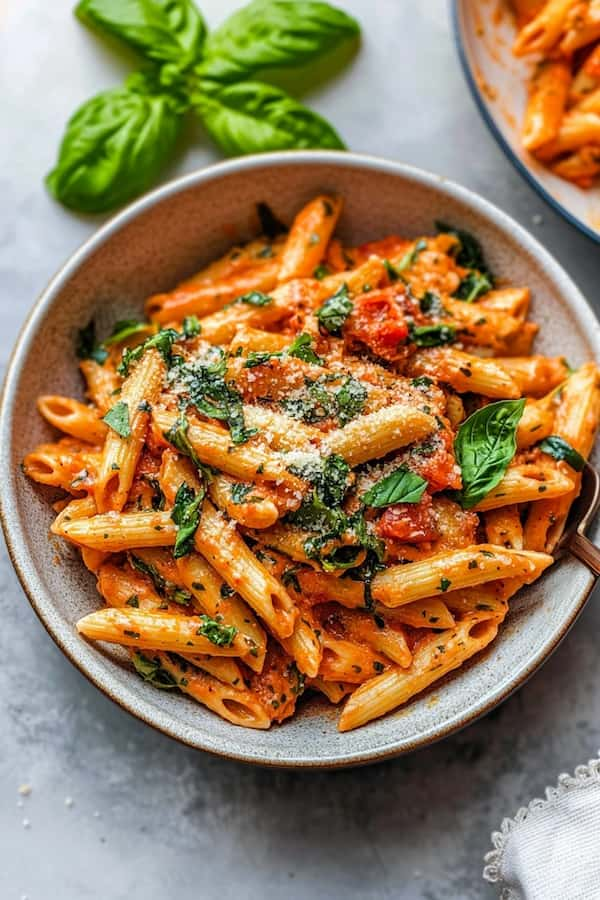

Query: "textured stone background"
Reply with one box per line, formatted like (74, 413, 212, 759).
(2, 1, 599, 897)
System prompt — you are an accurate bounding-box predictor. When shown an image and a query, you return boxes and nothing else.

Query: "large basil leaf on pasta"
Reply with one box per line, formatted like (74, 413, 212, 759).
(195, 80, 344, 155)
(454, 399, 526, 509)
(197, 0, 360, 82)
(46, 80, 182, 213)
(75, 0, 207, 66)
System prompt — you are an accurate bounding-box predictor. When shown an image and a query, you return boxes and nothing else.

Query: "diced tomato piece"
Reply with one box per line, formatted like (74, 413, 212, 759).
(346, 288, 409, 361)
(406, 427, 462, 492)
(376, 494, 438, 543)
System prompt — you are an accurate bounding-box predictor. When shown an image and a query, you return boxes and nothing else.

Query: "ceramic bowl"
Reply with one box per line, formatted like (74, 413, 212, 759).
(452, 0, 600, 243)
(2, 151, 600, 768)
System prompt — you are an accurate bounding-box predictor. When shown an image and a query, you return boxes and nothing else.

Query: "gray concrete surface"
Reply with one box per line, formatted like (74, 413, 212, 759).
(2, 1, 599, 897)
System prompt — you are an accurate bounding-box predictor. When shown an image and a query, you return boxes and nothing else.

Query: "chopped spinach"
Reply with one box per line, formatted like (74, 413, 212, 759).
(196, 614, 237, 647)
(171, 482, 204, 558)
(316, 283, 353, 336)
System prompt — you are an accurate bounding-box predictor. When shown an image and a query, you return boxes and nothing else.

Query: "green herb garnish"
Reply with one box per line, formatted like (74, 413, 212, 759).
(453, 270, 493, 302)
(538, 435, 585, 472)
(132, 651, 179, 689)
(171, 482, 204, 558)
(102, 400, 131, 437)
(76, 320, 108, 365)
(196, 614, 237, 647)
(409, 324, 456, 348)
(118, 327, 180, 376)
(316, 283, 353, 336)
(362, 467, 427, 508)
(174, 350, 257, 445)
(454, 399, 526, 509)
(103, 319, 148, 346)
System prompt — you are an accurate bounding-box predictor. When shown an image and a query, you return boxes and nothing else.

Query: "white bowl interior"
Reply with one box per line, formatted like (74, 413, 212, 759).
(3, 153, 600, 766)
(455, 0, 600, 241)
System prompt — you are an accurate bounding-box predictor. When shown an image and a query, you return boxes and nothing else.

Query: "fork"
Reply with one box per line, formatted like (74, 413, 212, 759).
(557, 463, 600, 576)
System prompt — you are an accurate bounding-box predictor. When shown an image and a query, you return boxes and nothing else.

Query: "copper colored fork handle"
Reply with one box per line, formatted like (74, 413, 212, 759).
(567, 531, 600, 577)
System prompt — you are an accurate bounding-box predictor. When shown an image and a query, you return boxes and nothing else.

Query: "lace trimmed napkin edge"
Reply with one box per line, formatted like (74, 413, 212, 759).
(483, 750, 600, 897)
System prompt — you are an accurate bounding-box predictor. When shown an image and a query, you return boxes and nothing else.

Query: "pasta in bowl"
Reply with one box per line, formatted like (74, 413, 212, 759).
(453, 0, 600, 241)
(21, 187, 600, 736)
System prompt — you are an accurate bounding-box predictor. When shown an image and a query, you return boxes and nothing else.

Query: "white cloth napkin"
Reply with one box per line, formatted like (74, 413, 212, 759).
(484, 753, 600, 899)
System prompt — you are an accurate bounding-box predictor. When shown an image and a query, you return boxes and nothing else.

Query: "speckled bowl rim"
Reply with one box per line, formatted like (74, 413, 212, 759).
(2, 150, 599, 769)
(450, 0, 600, 245)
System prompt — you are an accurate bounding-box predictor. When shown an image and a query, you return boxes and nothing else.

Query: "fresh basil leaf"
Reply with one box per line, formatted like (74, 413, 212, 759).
(455, 399, 526, 509)
(163, 412, 205, 474)
(316, 283, 353, 335)
(236, 290, 273, 306)
(102, 400, 131, 437)
(103, 318, 148, 345)
(197, 0, 360, 83)
(132, 651, 179, 688)
(256, 201, 287, 239)
(410, 324, 456, 348)
(286, 333, 323, 365)
(76, 320, 108, 364)
(539, 435, 585, 472)
(362, 467, 427, 508)
(435, 221, 492, 275)
(453, 270, 493, 302)
(194, 80, 344, 156)
(196, 614, 237, 647)
(171, 482, 204, 557)
(46, 81, 182, 213)
(76, 0, 207, 66)
(118, 326, 180, 375)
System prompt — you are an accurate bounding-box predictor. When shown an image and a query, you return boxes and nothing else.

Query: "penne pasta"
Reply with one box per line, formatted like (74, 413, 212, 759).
(277, 195, 342, 283)
(76, 607, 245, 656)
(95, 349, 165, 512)
(339, 615, 499, 731)
(37, 395, 107, 444)
(25, 193, 600, 732)
(371, 545, 553, 608)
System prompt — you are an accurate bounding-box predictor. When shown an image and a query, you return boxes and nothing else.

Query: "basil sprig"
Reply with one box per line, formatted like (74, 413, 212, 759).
(454, 399, 526, 509)
(47, 0, 360, 213)
(539, 435, 585, 472)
